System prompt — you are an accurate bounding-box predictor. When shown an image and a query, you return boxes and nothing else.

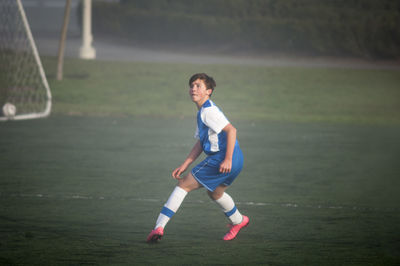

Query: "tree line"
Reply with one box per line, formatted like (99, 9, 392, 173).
(89, 0, 400, 58)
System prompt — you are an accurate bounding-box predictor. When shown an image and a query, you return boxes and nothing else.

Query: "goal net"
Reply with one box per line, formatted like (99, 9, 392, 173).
(0, 0, 52, 121)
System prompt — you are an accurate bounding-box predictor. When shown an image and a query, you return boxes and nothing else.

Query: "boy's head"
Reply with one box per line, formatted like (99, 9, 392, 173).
(189, 73, 216, 97)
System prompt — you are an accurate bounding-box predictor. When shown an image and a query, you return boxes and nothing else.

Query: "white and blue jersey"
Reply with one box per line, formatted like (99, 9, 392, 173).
(195, 99, 237, 157)
(191, 99, 244, 192)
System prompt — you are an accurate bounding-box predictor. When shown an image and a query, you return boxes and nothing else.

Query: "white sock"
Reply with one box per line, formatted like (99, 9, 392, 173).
(214, 192, 243, 225)
(155, 186, 188, 229)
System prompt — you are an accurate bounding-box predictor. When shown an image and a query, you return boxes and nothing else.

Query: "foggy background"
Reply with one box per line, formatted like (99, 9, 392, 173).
(21, 0, 400, 69)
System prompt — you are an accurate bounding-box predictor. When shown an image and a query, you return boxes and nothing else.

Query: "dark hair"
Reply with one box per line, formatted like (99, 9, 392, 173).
(189, 73, 216, 96)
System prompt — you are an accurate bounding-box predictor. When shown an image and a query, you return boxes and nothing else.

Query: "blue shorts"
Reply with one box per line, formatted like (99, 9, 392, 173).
(191, 144, 243, 192)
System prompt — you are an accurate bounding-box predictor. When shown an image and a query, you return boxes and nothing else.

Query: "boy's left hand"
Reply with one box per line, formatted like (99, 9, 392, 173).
(219, 159, 232, 173)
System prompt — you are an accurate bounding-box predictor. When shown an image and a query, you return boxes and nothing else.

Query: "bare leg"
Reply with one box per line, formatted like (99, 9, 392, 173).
(178, 172, 202, 192)
(207, 184, 228, 200)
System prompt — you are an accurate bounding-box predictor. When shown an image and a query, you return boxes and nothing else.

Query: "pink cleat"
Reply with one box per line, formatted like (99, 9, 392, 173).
(146, 227, 164, 243)
(223, 215, 249, 241)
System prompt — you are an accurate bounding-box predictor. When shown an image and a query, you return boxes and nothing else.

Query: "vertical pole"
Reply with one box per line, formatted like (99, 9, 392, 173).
(79, 0, 96, 59)
(14, 0, 52, 120)
(57, 0, 72, 81)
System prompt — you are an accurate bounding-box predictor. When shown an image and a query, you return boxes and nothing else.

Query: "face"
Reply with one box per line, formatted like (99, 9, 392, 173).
(189, 79, 212, 107)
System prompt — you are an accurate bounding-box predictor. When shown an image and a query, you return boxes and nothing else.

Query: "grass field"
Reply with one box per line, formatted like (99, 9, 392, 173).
(45, 57, 400, 125)
(1, 57, 400, 265)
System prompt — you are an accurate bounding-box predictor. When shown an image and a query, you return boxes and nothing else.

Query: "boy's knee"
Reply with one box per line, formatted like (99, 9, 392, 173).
(207, 190, 223, 200)
(177, 180, 192, 192)
(177, 173, 200, 192)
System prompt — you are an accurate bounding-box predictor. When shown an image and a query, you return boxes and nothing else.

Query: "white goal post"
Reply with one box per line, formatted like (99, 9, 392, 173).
(0, 0, 52, 121)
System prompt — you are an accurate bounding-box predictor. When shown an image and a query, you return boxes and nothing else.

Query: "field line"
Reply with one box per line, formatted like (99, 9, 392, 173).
(1, 192, 398, 212)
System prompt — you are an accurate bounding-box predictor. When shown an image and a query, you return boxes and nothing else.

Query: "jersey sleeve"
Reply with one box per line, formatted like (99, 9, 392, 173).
(201, 106, 230, 134)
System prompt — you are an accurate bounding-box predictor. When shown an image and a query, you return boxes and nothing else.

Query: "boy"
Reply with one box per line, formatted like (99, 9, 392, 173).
(146, 73, 249, 242)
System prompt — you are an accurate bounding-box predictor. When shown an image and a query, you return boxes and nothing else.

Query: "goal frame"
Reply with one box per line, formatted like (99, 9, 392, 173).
(0, 0, 52, 121)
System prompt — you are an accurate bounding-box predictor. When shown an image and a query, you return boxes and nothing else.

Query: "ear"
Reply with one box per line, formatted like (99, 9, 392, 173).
(207, 88, 213, 96)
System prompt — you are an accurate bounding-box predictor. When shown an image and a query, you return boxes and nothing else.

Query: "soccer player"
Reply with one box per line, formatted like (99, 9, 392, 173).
(146, 73, 249, 242)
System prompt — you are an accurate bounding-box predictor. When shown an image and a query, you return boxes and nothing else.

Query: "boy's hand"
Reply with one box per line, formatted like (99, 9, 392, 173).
(219, 159, 232, 174)
(172, 164, 187, 180)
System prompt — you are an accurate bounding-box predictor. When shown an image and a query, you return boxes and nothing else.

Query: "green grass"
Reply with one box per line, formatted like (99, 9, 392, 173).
(1, 58, 400, 265)
(43, 57, 400, 125)
(0, 116, 399, 265)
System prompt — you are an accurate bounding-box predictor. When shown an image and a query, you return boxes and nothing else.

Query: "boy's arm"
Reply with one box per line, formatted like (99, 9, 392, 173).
(172, 140, 203, 179)
(219, 123, 237, 173)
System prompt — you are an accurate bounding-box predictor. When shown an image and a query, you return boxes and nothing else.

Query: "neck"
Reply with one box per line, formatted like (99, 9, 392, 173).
(196, 98, 209, 110)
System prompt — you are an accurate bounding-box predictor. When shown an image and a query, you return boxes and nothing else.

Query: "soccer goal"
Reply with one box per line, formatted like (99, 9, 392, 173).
(0, 0, 52, 121)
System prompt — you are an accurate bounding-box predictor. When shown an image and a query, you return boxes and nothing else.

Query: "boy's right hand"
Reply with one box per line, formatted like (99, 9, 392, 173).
(172, 164, 187, 180)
